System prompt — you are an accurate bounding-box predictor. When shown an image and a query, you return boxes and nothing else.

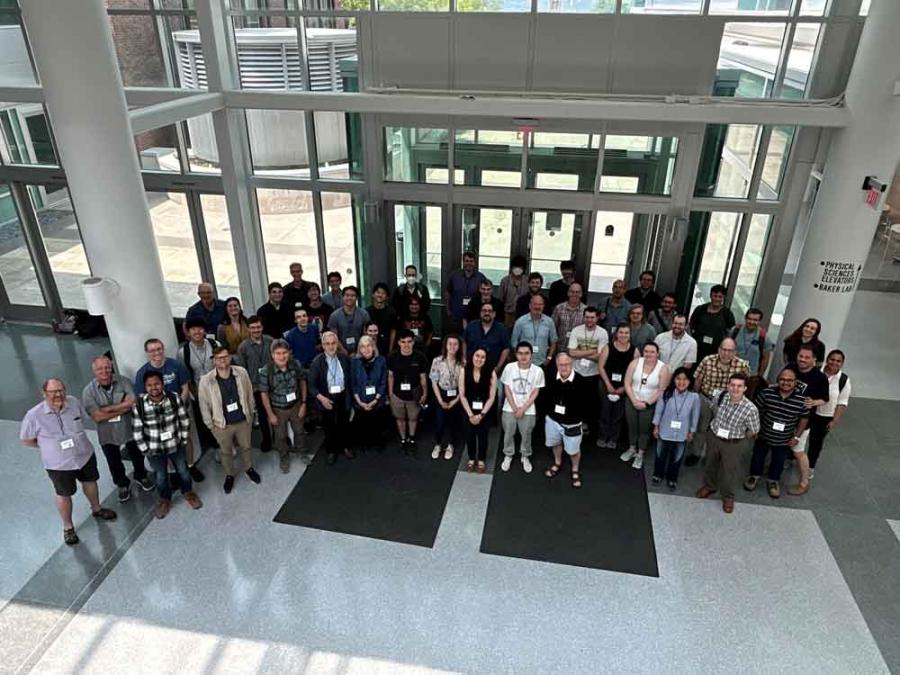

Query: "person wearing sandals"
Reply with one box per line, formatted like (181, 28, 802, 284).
(651, 367, 700, 490)
(351, 335, 388, 454)
(544, 352, 587, 488)
(597, 324, 639, 449)
(20, 378, 118, 546)
(621, 342, 670, 470)
(500, 341, 546, 473)
(429, 334, 465, 461)
(460, 347, 497, 473)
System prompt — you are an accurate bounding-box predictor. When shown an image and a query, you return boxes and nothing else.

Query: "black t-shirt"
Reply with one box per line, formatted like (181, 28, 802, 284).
(283, 281, 312, 311)
(624, 287, 662, 313)
(256, 302, 293, 339)
(216, 373, 246, 424)
(366, 304, 397, 353)
(305, 303, 333, 332)
(397, 314, 434, 347)
(388, 351, 429, 400)
(464, 296, 505, 322)
(790, 365, 830, 403)
(548, 279, 576, 309)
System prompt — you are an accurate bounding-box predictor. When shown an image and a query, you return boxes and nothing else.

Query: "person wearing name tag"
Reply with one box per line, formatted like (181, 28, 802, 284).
(396, 297, 434, 353)
(388, 330, 430, 456)
(184, 282, 227, 337)
(744, 367, 810, 500)
(543, 353, 587, 488)
(445, 250, 487, 335)
(625, 303, 657, 351)
(460, 347, 497, 473)
(429, 334, 464, 461)
(621, 342, 670, 471)
(82, 355, 155, 504)
(199, 347, 261, 494)
(597, 324, 639, 450)
(655, 314, 697, 373)
(256, 282, 294, 340)
(304, 283, 333, 334)
(327, 285, 370, 356)
(237, 317, 274, 453)
(133, 371, 202, 520)
(179, 317, 221, 480)
(21, 378, 118, 546)
(308, 332, 354, 465)
(568, 307, 608, 438)
(391, 264, 432, 318)
(284, 308, 320, 369)
(259, 339, 310, 474)
(684, 337, 750, 468)
(463, 279, 504, 330)
(651, 367, 700, 490)
(688, 284, 736, 363)
(500, 341, 546, 473)
(283, 261, 314, 312)
(551, 282, 586, 348)
(351, 335, 389, 454)
(510, 293, 558, 370)
(216, 297, 250, 355)
(806, 349, 851, 485)
(367, 282, 398, 357)
(695, 373, 760, 513)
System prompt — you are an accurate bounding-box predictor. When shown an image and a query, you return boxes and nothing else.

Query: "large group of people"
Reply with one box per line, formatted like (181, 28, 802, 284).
(20, 255, 853, 544)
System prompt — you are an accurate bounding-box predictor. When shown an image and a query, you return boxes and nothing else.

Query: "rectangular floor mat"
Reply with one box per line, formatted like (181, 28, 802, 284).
(479, 443, 659, 576)
(274, 444, 459, 548)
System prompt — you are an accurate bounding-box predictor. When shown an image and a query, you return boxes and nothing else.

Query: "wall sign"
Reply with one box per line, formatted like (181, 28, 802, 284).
(813, 260, 863, 294)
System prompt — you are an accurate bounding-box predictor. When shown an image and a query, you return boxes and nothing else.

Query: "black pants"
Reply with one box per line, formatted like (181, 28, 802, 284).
(191, 398, 219, 450)
(465, 420, 489, 461)
(582, 375, 600, 432)
(749, 438, 790, 481)
(101, 441, 148, 488)
(253, 390, 273, 451)
(807, 414, 831, 469)
(353, 405, 388, 449)
(321, 402, 350, 456)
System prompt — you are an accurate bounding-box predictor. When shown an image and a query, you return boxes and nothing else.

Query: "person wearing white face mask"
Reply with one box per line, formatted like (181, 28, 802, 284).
(391, 264, 431, 318)
(499, 256, 529, 329)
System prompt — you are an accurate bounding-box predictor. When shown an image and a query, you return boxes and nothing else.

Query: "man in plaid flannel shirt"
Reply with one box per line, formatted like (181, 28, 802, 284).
(133, 370, 203, 519)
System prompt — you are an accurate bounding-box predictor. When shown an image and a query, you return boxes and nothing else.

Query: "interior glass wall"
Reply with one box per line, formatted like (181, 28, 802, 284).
(256, 188, 320, 289)
(0, 183, 45, 307)
(455, 129, 524, 188)
(384, 127, 450, 184)
(589, 211, 634, 294)
(199, 194, 241, 301)
(30, 187, 91, 309)
(146, 191, 203, 316)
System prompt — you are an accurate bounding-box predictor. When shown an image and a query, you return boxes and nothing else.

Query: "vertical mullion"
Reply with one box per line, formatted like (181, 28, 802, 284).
(519, 130, 530, 191)
(593, 131, 606, 194)
(772, 21, 797, 98)
(747, 125, 773, 206)
(313, 191, 328, 290)
(725, 211, 752, 301)
(187, 190, 216, 294)
(10, 181, 62, 319)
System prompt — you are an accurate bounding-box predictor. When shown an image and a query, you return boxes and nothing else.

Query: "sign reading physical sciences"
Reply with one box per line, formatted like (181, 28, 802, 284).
(813, 260, 863, 294)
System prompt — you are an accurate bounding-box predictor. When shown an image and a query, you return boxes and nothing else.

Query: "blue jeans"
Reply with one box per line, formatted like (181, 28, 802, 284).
(653, 439, 686, 482)
(749, 438, 789, 481)
(147, 446, 192, 501)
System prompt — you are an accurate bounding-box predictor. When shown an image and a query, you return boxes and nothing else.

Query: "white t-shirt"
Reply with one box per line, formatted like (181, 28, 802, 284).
(500, 363, 546, 415)
(567, 324, 608, 378)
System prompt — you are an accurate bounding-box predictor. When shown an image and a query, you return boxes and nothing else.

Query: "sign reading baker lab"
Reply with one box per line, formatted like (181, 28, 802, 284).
(813, 260, 863, 294)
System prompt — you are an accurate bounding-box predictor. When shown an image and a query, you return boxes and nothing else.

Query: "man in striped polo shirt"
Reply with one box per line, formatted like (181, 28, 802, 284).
(743, 367, 810, 499)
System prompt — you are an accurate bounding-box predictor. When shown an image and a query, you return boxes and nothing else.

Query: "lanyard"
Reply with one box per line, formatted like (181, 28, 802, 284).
(529, 318, 543, 344)
(326, 357, 341, 386)
(672, 391, 688, 418)
(513, 367, 533, 396)
(461, 273, 478, 297)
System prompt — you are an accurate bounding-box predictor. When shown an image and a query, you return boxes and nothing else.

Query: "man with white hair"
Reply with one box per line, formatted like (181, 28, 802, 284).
(543, 353, 587, 489)
(185, 282, 226, 337)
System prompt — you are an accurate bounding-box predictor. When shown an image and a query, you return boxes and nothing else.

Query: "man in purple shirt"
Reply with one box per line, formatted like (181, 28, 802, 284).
(444, 250, 487, 334)
(20, 378, 118, 546)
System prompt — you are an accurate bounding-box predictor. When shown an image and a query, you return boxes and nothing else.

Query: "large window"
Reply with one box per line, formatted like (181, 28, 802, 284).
(455, 129, 524, 189)
(0, 183, 45, 307)
(146, 191, 203, 316)
(732, 214, 772, 316)
(321, 192, 360, 289)
(716, 22, 787, 98)
(601, 135, 677, 195)
(256, 188, 321, 289)
(384, 127, 450, 184)
(199, 194, 241, 301)
(30, 187, 91, 309)
(589, 211, 634, 294)
(528, 133, 598, 192)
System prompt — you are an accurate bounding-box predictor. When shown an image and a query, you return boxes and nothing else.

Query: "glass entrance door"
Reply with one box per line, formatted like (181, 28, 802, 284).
(387, 201, 445, 320)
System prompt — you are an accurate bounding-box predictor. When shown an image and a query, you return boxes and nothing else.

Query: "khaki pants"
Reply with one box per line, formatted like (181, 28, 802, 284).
(211, 421, 253, 476)
(703, 434, 747, 499)
(689, 395, 714, 458)
(501, 411, 536, 457)
(273, 404, 307, 459)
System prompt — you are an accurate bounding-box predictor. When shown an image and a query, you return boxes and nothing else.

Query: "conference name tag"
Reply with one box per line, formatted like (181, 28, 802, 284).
(329, 385, 343, 394)
(773, 421, 786, 432)
(365, 386, 376, 396)
(472, 401, 484, 411)
(60, 438, 75, 450)
(346, 337, 356, 346)
(285, 392, 297, 402)
(462, 297, 471, 306)
(160, 430, 174, 442)
(611, 373, 623, 382)
(702, 336, 714, 344)
(670, 420, 682, 430)
(400, 382, 412, 392)
(715, 427, 730, 439)
(108, 415, 122, 423)
(226, 402, 239, 413)
(554, 404, 566, 415)
(580, 358, 592, 369)
(411, 328, 420, 337)
(446, 389, 457, 397)
(206, 334, 216, 341)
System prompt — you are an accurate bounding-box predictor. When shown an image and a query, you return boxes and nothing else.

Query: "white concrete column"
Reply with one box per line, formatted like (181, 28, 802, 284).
(19, 0, 177, 377)
(780, 0, 900, 352)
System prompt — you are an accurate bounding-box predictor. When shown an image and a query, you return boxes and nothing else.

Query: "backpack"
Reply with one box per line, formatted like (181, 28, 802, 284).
(838, 372, 848, 393)
(136, 391, 180, 425)
(182, 338, 218, 380)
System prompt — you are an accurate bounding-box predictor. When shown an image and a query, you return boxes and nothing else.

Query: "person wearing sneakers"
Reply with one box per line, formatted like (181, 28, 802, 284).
(82, 355, 155, 503)
(500, 341, 546, 473)
(651, 367, 700, 490)
(544, 352, 587, 489)
(21, 378, 118, 546)
(460, 347, 497, 473)
(429, 334, 464, 461)
(133, 371, 202, 519)
(567, 306, 608, 437)
(807, 349, 851, 483)
(351, 335, 389, 454)
(198, 347, 261, 494)
(786, 345, 831, 495)
(621, 342, 670, 470)
(695, 373, 759, 513)
(388, 329, 430, 456)
(744, 367, 809, 499)
(259, 339, 309, 474)
(308, 331, 354, 465)
(597, 324, 639, 450)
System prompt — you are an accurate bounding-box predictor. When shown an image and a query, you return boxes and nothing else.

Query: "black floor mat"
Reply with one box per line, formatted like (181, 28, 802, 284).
(273, 443, 459, 548)
(479, 444, 659, 576)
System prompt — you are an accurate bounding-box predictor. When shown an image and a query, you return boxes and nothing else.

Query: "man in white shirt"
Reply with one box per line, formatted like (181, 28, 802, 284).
(500, 342, 546, 473)
(568, 306, 608, 437)
(655, 314, 697, 372)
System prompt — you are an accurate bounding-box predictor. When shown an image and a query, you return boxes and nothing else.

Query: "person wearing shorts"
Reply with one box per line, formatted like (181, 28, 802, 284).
(543, 353, 587, 489)
(20, 378, 117, 546)
(388, 329, 429, 456)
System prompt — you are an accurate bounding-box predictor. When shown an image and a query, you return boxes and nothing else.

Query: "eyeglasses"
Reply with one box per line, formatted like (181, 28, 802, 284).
(719, 347, 735, 352)
(777, 378, 796, 383)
